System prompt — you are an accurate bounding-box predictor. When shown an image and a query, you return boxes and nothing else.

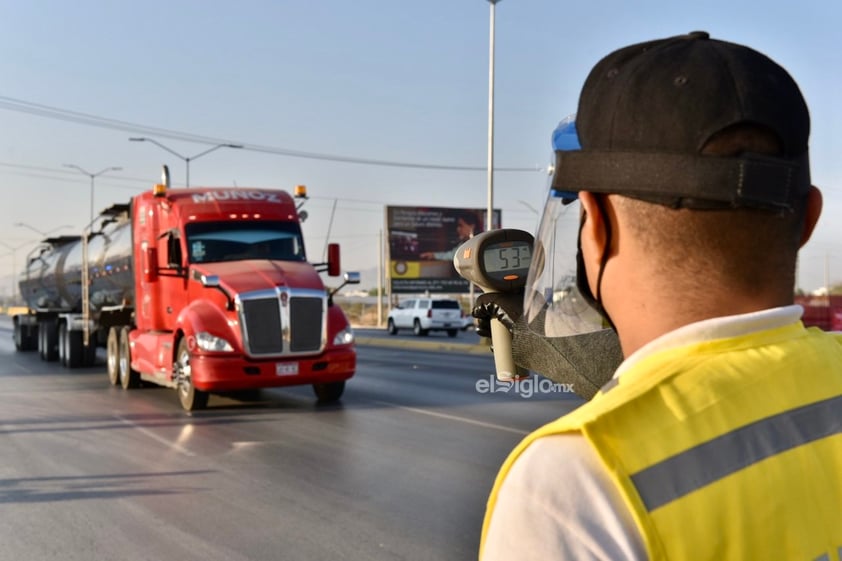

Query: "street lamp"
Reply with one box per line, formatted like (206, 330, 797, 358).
(486, 0, 501, 233)
(13, 222, 74, 237)
(63, 164, 122, 225)
(129, 138, 243, 188)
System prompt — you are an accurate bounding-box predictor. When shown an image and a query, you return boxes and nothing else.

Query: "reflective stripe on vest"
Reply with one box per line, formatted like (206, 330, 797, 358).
(631, 393, 842, 511)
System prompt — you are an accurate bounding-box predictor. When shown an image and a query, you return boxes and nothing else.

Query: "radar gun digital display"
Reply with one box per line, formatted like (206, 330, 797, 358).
(453, 229, 534, 381)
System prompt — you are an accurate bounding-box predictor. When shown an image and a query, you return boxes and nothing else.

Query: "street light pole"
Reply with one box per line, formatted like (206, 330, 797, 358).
(486, 0, 501, 233)
(129, 138, 243, 187)
(63, 164, 122, 225)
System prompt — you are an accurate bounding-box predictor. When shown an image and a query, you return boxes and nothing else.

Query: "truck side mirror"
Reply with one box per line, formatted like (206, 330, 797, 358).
(327, 243, 341, 277)
(327, 270, 361, 304)
(143, 246, 159, 283)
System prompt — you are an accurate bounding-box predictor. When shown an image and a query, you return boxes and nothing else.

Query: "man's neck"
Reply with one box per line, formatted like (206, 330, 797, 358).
(611, 290, 794, 357)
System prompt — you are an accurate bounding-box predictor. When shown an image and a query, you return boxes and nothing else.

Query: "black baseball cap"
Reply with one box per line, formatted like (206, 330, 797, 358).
(551, 31, 811, 210)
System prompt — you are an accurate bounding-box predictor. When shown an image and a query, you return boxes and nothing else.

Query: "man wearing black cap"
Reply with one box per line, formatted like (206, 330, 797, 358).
(479, 32, 842, 560)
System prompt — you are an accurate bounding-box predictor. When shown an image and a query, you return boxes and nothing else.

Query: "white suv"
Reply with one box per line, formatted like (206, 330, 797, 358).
(387, 298, 466, 337)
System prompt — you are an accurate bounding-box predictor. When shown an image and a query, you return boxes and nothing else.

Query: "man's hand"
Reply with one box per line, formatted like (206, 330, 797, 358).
(472, 292, 525, 338)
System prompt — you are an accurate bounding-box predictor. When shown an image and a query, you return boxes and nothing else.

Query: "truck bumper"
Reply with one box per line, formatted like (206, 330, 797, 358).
(189, 346, 356, 392)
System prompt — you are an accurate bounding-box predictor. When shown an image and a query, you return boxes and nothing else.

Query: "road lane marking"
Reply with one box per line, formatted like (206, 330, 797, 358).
(369, 399, 530, 436)
(115, 415, 197, 457)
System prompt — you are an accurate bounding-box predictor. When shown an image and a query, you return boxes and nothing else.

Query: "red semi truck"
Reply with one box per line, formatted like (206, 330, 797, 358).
(13, 172, 360, 410)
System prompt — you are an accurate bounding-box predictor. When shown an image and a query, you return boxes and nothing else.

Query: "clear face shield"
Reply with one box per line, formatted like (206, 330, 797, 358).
(523, 115, 606, 338)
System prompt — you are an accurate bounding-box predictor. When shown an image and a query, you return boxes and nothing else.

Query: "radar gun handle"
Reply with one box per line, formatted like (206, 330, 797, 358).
(490, 317, 528, 382)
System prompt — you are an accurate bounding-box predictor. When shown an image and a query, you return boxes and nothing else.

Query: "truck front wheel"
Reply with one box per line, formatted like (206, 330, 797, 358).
(175, 338, 208, 411)
(313, 380, 345, 403)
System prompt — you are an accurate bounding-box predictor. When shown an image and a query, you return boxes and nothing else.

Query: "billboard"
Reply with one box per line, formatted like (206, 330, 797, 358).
(387, 206, 501, 294)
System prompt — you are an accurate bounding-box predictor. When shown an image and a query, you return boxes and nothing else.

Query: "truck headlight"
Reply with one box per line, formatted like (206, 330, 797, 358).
(196, 332, 234, 352)
(333, 327, 355, 346)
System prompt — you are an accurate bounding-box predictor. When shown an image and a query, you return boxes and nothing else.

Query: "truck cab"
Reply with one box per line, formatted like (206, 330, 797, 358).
(118, 182, 359, 409)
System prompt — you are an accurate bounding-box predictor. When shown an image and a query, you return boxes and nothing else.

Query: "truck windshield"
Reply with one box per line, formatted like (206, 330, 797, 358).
(185, 221, 306, 264)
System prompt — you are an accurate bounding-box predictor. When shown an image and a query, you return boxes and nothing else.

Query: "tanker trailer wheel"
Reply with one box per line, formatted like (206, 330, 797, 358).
(41, 319, 59, 362)
(175, 338, 208, 411)
(14, 320, 36, 351)
(118, 327, 141, 389)
(13, 320, 24, 351)
(14, 320, 23, 351)
(37, 322, 45, 358)
(82, 338, 97, 367)
(62, 323, 84, 369)
(58, 322, 68, 367)
(38, 321, 49, 358)
(313, 380, 345, 403)
(106, 327, 120, 385)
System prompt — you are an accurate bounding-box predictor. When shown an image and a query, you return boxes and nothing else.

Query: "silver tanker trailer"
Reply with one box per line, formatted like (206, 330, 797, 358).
(14, 205, 132, 368)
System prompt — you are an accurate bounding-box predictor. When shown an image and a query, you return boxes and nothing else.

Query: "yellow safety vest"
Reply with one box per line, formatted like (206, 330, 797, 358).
(481, 321, 842, 560)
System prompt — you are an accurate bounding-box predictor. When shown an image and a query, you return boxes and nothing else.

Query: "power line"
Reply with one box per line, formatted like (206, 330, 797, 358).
(0, 94, 544, 173)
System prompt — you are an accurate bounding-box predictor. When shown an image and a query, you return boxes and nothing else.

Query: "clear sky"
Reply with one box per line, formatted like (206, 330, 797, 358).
(0, 0, 839, 293)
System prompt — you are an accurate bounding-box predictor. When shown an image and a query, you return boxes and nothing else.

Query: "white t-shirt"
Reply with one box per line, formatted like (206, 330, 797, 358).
(481, 306, 804, 561)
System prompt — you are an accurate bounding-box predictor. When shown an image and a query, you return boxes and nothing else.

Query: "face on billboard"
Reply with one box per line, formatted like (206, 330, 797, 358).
(455, 217, 477, 241)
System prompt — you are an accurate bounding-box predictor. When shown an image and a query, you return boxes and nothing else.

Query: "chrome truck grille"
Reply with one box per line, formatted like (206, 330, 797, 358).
(237, 288, 327, 357)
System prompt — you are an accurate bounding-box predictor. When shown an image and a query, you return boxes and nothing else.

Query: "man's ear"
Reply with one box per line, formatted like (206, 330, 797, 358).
(578, 192, 609, 295)
(799, 186, 823, 248)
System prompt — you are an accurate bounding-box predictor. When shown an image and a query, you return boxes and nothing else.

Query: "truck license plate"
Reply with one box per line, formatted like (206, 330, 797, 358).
(275, 362, 299, 376)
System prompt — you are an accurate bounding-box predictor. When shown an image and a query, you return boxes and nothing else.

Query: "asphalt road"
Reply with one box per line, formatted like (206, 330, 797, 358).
(0, 318, 584, 561)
